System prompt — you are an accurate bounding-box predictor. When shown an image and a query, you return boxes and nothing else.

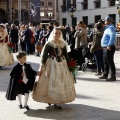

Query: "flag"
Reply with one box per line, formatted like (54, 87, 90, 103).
(30, 0, 40, 23)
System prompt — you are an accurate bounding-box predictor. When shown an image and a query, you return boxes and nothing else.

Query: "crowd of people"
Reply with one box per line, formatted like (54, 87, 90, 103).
(0, 16, 117, 111)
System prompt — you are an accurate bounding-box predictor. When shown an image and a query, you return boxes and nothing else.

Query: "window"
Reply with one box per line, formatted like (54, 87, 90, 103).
(72, 17, 77, 26)
(48, 2, 52, 6)
(83, 16, 88, 25)
(95, 15, 101, 23)
(108, 0, 115, 6)
(109, 14, 116, 26)
(62, 18, 67, 26)
(93, 0, 101, 8)
(40, 12, 44, 17)
(61, 0, 66, 12)
(81, 0, 88, 10)
(40, 1, 44, 6)
(67, 0, 71, 11)
(73, 0, 76, 8)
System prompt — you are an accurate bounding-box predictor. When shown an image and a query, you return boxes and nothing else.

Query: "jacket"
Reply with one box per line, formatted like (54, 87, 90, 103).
(6, 63, 37, 100)
(74, 27, 87, 48)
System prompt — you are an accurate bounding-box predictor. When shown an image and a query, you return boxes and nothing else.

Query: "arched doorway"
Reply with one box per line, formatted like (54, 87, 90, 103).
(21, 10, 29, 23)
(0, 9, 6, 23)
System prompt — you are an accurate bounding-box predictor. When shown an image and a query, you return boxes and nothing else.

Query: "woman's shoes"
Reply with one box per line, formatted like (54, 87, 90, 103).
(94, 72, 102, 76)
(48, 103, 51, 106)
(78, 66, 82, 71)
(54, 104, 62, 109)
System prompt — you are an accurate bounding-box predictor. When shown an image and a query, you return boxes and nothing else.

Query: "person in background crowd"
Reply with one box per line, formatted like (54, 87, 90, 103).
(65, 24, 71, 44)
(22, 25, 32, 55)
(69, 25, 76, 60)
(19, 24, 26, 52)
(43, 24, 53, 42)
(53, 21, 59, 28)
(98, 19, 105, 28)
(49, 21, 54, 30)
(6, 51, 40, 110)
(32, 27, 76, 109)
(9, 24, 19, 53)
(0, 24, 14, 69)
(34, 24, 41, 56)
(74, 20, 88, 70)
(90, 23, 104, 75)
(99, 16, 116, 81)
(59, 25, 66, 41)
(29, 23, 35, 54)
(38, 24, 47, 42)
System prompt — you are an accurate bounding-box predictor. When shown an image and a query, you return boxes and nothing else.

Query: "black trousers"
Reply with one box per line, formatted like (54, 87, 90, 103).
(103, 46, 116, 78)
(77, 47, 85, 67)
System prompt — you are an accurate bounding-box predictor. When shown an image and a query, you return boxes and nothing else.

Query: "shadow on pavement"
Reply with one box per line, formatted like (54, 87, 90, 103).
(77, 76, 120, 82)
(24, 104, 120, 120)
(0, 61, 40, 92)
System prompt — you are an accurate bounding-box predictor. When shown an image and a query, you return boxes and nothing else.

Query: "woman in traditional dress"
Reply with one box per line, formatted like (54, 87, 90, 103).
(32, 27, 76, 109)
(0, 24, 14, 69)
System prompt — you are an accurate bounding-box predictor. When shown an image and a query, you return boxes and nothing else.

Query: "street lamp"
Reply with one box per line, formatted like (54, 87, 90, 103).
(116, 0, 120, 22)
(18, 0, 21, 23)
(47, 13, 54, 22)
(69, 4, 76, 18)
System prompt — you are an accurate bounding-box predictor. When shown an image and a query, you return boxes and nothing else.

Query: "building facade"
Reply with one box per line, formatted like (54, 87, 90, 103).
(0, 0, 58, 24)
(0, 0, 29, 24)
(40, 0, 58, 23)
(58, 0, 118, 27)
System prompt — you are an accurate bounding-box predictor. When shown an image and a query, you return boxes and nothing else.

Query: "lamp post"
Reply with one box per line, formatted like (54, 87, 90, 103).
(116, 0, 120, 23)
(47, 13, 54, 22)
(69, 4, 76, 18)
(69, 4, 76, 25)
(18, 0, 21, 23)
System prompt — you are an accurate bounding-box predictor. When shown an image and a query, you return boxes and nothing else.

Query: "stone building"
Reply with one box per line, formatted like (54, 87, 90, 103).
(58, 0, 117, 26)
(0, 0, 29, 24)
(0, 0, 58, 24)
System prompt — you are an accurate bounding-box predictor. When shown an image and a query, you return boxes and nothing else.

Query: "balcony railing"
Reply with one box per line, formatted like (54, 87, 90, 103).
(61, 5, 66, 12)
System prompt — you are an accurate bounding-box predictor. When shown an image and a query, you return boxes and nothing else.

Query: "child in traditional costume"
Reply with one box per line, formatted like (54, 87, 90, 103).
(6, 51, 40, 110)
(32, 27, 76, 109)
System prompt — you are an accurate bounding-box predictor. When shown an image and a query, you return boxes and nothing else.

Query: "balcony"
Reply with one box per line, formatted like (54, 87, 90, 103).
(81, 2, 88, 5)
(93, 0, 100, 3)
(61, 5, 66, 12)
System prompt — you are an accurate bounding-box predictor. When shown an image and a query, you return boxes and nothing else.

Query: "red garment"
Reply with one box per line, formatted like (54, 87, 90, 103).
(0, 35, 8, 43)
(31, 31, 34, 44)
(18, 79, 24, 83)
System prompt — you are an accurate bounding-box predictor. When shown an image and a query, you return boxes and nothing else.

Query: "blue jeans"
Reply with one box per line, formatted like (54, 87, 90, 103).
(94, 50, 104, 73)
(25, 41, 30, 54)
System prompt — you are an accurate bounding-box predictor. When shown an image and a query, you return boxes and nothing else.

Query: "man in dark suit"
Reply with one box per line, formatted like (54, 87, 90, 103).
(22, 25, 32, 55)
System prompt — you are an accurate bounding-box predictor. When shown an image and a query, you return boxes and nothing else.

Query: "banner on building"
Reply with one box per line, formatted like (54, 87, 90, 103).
(30, 0, 40, 23)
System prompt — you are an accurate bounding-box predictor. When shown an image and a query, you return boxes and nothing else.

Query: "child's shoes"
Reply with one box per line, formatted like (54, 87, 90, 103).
(24, 105, 30, 110)
(19, 104, 23, 109)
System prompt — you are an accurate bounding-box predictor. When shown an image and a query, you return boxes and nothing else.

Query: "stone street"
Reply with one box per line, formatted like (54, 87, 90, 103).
(0, 51, 120, 120)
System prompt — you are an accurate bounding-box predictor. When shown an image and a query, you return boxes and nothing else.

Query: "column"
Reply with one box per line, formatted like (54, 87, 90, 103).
(9, 0, 12, 22)
(18, 0, 21, 23)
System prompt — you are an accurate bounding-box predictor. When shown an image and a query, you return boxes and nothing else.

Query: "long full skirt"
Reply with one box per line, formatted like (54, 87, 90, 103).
(32, 57, 76, 104)
(0, 43, 14, 66)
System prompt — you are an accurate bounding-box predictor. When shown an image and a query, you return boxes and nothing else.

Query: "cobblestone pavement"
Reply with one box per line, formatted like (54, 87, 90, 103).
(0, 51, 120, 120)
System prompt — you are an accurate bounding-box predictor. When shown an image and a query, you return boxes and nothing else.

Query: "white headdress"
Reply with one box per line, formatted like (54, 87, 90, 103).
(40, 27, 68, 59)
(0, 23, 8, 41)
(47, 27, 64, 42)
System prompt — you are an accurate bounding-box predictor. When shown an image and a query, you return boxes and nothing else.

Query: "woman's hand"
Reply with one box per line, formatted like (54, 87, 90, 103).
(39, 65, 44, 76)
(39, 70, 43, 76)
(75, 26, 79, 31)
